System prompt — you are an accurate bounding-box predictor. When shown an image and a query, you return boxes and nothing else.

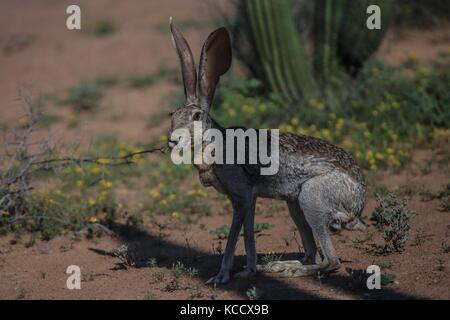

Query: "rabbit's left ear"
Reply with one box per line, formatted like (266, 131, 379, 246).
(170, 19, 197, 105)
(198, 27, 232, 111)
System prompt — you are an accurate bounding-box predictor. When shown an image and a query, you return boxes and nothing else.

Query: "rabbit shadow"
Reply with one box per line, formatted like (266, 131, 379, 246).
(89, 222, 425, 300)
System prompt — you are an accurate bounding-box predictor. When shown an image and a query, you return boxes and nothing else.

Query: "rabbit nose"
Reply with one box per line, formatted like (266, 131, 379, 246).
(168, 139, 178, 149)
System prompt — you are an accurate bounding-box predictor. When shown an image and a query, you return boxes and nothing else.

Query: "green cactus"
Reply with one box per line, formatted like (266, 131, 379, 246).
(313, 0, 346, 83)
(239, 0, 394, 99)
(245, 0, 317, 102)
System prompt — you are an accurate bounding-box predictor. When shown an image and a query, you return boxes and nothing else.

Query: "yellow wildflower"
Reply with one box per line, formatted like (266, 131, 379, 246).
(100, 179, 113, 189)
(389, 132, 398, 142)
(97, 158, 110, 165)
(375, 152, 384, 160)
(298, 128, 308, 135)
(98, 191, 107, 202)
(433, 128, 450, 138)
(90, 166, 101, 174)
(68, 112, 77, 125)
(363, 130, 370, 138)
(88, 216, 98, 224)
(342, 138, 353, 149)
(357, 122, 367, 129)
(390, 156, 401, 167)
(76, 180, 84, 188)
(242, 105, 255, 114)
(228, 109, 237, 117)
(150, 190, 160, 198)
(321, 128, 331, 139)
(118, 150, 128, 158)
(335, 118, 344, 131)
(159, 134, 168, 142)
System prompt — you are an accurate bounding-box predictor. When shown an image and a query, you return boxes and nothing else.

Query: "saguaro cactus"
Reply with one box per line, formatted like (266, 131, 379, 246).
(313, 0, 346, 83)
(236, 0, 393, 100)
(245, 0, 317, 102)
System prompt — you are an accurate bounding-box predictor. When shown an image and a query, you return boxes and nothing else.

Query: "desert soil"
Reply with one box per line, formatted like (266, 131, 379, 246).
(0, 0, 449, 300)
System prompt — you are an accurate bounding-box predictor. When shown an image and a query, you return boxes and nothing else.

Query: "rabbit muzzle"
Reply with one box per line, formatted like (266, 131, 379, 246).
(167, 138, 179, 149)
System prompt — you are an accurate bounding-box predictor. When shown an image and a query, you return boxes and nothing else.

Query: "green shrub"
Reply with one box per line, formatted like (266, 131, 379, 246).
(212, 76, 283, 128)
(128, 66, 176, 88)
(66, 81, 103, 110)
(93, 19, 117, 36)
(371, 192, 415, 253)
(346, 268, 396, 288)
(254, 222, 274, 233)
(0, 137, 148, 240)
(260, 251, 282, 265)
(171, 261, 198, 278)
(420, 183, 450, 212)
(210, 225, 231, 239)
(212, 61, 450, 171)
(381, 273, 397, 285)
(128, 74, 156, 88)
(95, 75, 120, 87)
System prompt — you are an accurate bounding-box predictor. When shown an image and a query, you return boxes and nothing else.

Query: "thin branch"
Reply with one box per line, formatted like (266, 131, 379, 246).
(31, 146, 167, 166)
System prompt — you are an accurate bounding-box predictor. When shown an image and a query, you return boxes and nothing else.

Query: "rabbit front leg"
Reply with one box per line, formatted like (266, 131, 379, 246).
(234, 197, 256, 279)
(206, 196, 253, 285)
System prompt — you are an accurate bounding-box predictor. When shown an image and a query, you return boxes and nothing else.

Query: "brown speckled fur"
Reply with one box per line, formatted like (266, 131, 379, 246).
(279, 132, 365, 185)
(168, 22, 367, 284)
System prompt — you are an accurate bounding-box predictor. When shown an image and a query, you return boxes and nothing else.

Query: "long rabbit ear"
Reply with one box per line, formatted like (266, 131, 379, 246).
(170, 18, 197, 104)
(198, 27, 232, 111)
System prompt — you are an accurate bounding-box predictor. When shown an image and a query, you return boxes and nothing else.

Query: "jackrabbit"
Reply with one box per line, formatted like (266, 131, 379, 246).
(168, 21, 367, 284)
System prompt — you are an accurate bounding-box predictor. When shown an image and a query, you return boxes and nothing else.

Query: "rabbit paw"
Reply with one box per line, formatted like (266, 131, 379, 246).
(233, 268, 256, 279)
(206, 270, 230, 285)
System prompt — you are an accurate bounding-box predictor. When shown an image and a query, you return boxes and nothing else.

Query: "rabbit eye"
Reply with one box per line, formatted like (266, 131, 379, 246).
(192, 111, 202, 121)
(168, 111, 174, 116)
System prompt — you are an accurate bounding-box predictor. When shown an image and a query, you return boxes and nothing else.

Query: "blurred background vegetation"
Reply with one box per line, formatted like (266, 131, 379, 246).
(212, 0, 450, 171)
(0, 0, 449, 242)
